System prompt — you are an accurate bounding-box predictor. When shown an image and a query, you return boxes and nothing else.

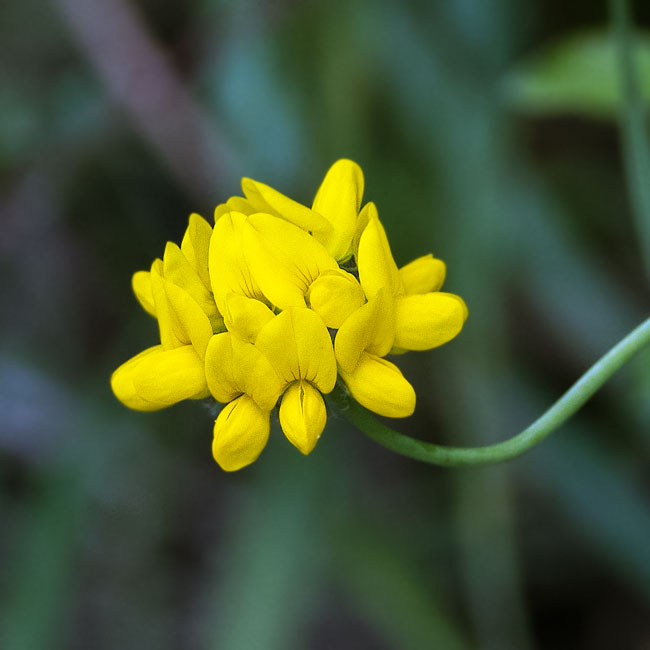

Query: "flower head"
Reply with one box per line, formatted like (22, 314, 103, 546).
(112, 160, 468, 470)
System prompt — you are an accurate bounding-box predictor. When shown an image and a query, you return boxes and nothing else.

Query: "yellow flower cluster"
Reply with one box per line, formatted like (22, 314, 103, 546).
(111, 160, 468, 470)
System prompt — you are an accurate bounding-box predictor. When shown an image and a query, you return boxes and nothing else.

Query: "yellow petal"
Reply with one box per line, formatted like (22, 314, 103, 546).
(307, 269, 366, 329)
(338, 352, 416, 418)
(255, 307, 337, 393)
(190, 386, 211, 401)
(241, 177, 332, 234)
(163, 280, 213, 359)
(351, 201, 373, 259)
(180, 213, 213, 289)
(222, 293, 274, 344)
(311, 159, 364, 260)
(204, 334, 239, 403)
(209, 211, 265, 313)
(163, 241, 220, 325)
(111, 346, 169, 411)
(132, 271, 156, 317)
(150, 259, 185, 350)
(243, 213, 338, 310)
(205, 333, 283, 410)
(279, 380, 327, 455)
(334, 288, 395, 373)
(356, 207, 403, 300)
(212, 395, 270, 471)
(214, 196, 257, 222)
(131, 345, 207, 405)
(393, 292, 468, 351)
(399, 254, 446, 294)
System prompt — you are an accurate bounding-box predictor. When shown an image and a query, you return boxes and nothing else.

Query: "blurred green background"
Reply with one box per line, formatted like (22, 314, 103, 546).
(2, 1, 650, 648)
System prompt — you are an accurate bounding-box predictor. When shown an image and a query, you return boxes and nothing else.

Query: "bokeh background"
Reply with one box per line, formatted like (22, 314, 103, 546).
(2, 1, 650, 648)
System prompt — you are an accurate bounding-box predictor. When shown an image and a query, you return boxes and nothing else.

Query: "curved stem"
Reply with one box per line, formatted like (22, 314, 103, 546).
(331, 316, 650, 467)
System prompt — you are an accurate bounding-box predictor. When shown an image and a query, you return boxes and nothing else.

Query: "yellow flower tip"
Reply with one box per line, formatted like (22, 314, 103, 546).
(112, 345, 207, 411)
(394, 291, 468, 351)
(313, 159, 364, 211)
(357, 208, 403, 300)
(163, 240, 178, 262)
(241, 177, 332, 234)
(458, 295, 469, 323)
(330, 158, 363, 172)
(360, 200, 378, 226)
(188, 211, 206, 225)
(214, 196, 255, 223)
(131, 345, 208, 404)
(213, 205, 226, 223)
(311, 159, 365, 260)
(399, 254, 447, 295)
(212, 395, 271, 471)
(351, 201, 374, 257)
(339, 352, 416, 418)
(279, 380, 327, 455)
(132, 270, 156, 317)
(111, 347, 168, 412)
(181, 212, 213, 289)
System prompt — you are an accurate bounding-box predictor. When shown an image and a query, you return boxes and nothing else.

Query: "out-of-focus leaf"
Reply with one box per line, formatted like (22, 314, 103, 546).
(506, 168, 641, 362)
(199, 24, 306, 184)
(0, 90, 41, 164)
(502, 30, 650, 118)
(506, 374, 650, 601)
(0, 469, 84, 650)
(202, 438, 324, 650)
(521, 432, 650, 600)
(452, 466, 535, 650)
(331, 516, 470, 650)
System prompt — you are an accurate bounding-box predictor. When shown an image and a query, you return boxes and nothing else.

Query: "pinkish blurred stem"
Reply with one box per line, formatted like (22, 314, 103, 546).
(54, 0, 237, 203)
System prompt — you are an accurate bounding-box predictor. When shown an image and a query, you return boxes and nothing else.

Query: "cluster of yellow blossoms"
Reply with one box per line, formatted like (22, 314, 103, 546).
(111, 160, 467, 471)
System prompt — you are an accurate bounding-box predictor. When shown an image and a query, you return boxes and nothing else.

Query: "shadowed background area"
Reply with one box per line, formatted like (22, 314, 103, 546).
(1, 1, 650, 649)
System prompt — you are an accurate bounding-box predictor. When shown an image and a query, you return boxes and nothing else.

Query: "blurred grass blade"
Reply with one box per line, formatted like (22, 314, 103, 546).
(510, 170, 641, 361)
(519, 433, 650, 601)
(502, 29, 650, 118)
(611, 0, 650, 279)
(452, 467, 535, 650)
(331, 518, 470, 650)
(0, 468, 84, 650)
(203, 450, 323, 650)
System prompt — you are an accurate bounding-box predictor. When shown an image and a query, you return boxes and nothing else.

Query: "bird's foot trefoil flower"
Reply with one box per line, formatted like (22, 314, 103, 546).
(111, 160, 468, 471)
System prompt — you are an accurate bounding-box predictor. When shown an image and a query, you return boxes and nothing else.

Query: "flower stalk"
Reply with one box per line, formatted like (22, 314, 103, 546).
(333, 316, 650, 467)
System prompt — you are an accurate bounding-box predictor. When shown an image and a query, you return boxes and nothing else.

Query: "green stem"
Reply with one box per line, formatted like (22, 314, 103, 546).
(611, 0, 650, 277)
(331, 316, 650, 467)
